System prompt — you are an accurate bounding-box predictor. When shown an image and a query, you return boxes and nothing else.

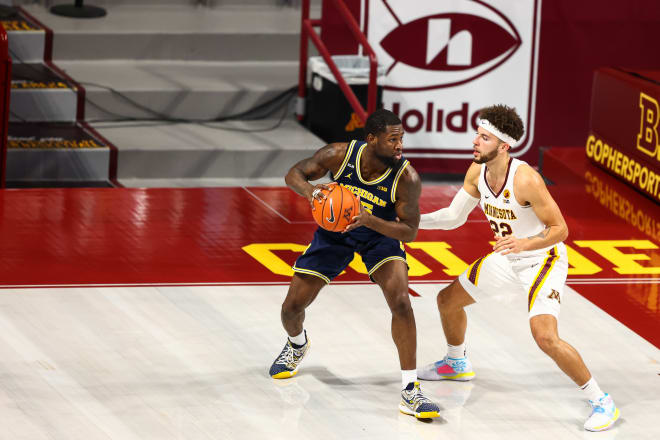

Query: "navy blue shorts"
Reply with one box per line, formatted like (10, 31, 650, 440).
(292, 228, 407, 283)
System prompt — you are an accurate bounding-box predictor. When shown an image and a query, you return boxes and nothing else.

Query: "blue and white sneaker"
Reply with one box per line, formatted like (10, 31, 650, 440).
(399, 381, 440, 419)
(269, 332, 310, 379)
(584, 394, 620, 431)
(418, 356, 475, 381)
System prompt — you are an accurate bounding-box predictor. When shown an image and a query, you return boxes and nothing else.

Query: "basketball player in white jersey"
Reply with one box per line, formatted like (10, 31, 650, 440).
(417, 105, 619, 432)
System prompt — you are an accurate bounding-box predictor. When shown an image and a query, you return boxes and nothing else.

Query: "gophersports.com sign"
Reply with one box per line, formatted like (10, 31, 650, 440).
(586, 67, 660, 203)
(366, 0, 541, 158)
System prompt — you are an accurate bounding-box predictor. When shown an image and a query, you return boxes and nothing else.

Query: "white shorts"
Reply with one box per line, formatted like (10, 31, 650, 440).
(458, 243, 568, 319)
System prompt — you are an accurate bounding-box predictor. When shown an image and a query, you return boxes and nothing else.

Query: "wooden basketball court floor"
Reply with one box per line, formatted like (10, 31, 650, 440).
(0, 150, 658, 439)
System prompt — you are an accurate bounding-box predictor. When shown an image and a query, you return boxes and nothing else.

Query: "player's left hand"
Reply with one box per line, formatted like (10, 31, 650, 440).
(493, 235, 528, 255)
(342, 198, 369, 233)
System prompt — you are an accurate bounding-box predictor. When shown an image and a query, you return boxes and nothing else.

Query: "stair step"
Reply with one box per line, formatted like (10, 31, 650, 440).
(10, 88, 77, 122)
(5, 16, 45, 63)
(7, 122, 110, 181)
(90, 118, 323, 180)
(20, 4, 309, 61)
(10, 63, 78, 122)
(55, 60, 298, 121)
(36, 1, 315, 7)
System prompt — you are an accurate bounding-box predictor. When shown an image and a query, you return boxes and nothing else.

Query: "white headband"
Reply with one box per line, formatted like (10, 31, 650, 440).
(478, 119, 518, 147)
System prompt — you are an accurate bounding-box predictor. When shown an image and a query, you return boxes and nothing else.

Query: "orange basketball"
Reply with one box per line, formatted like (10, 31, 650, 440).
(312, 184, 360, 232)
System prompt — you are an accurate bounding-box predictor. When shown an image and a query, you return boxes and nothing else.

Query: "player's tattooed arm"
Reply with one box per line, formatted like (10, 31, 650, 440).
(285, 143, 348, 205)
(345, 165, 421, 242)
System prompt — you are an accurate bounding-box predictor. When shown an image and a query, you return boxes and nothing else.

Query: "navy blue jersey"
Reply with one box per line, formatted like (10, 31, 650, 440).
(332, 140, 410, 242)
(292, 141, 410, 283)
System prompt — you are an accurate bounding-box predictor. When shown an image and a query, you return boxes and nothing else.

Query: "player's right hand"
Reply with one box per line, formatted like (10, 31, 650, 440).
(342, 196, 369, 233)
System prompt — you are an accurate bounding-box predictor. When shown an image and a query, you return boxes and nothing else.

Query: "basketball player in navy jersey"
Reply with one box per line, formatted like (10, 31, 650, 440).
(268, 109, 440, 419)
(417, 104, 619, 431)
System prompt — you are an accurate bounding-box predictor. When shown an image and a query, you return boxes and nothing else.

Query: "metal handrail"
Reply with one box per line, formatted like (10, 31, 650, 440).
(298, 0, 378, 125)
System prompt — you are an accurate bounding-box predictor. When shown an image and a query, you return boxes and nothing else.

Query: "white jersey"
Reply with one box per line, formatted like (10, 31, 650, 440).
(477, 158, 556, 258)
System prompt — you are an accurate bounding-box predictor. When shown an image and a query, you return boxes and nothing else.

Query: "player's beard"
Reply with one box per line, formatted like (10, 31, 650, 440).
(376, 152, 401, 168)
(472, 148, 498, 164)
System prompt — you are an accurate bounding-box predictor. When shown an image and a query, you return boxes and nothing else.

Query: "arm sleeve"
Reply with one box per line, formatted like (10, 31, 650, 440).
(419, 188, 480, 230)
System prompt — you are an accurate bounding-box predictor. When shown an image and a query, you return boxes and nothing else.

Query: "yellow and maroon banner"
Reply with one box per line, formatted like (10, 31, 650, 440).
(587, 68, 660, 204)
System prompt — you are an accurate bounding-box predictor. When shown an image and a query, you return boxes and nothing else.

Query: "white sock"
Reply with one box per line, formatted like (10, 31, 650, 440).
(402, 369, 417, 388)
(580, 377, 606, 402)
(288, 330, 306, 346)
(447, 343, 466, 359)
